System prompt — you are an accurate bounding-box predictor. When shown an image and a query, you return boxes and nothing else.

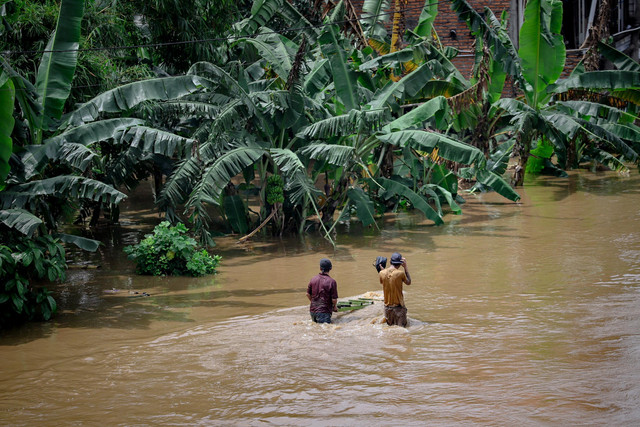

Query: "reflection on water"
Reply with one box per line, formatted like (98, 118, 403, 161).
(1, 172, 640, 425)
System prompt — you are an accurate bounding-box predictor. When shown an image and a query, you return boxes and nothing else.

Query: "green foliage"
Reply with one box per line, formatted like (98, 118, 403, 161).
(0, 79, 14, 187)
(0, 235, 64, 329)
(124, 222, 221, 276)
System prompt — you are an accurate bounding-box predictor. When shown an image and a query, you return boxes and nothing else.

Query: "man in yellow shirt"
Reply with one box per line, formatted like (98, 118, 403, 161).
(379, 252, 412, 327)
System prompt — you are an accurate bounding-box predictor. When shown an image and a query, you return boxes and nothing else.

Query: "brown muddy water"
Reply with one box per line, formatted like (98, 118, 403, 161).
(1, 171, 640, 426)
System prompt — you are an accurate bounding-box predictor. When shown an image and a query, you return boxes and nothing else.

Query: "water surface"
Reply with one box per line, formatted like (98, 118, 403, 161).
(1, 171, 639, 425)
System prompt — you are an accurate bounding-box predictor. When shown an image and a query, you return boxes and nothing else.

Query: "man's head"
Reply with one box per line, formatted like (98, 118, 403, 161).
(390, 252, 403, 266)
(320, 258, 332, 273)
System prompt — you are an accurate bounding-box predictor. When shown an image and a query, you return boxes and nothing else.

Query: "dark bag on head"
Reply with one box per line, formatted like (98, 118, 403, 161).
(373, 256, 387, 273)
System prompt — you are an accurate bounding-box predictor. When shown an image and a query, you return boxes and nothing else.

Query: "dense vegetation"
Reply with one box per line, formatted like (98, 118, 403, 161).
(1, 0, 638, 327)
(124, 222, 221, 276)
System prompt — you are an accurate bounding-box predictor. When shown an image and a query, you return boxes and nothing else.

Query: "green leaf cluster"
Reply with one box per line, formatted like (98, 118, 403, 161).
(124, 221, 221, 277)
(0, 235, 64, 328)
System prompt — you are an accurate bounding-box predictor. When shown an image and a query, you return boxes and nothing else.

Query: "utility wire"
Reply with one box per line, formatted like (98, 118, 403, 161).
(0, 0, 480, 93)
(1, 1, 450, 56)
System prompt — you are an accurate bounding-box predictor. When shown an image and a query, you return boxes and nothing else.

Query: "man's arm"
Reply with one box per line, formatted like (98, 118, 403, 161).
(332, 298, 338, 312)
(402, 258, 411, 285)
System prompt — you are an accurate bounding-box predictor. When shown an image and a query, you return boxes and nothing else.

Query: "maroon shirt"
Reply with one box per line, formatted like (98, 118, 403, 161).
(307, 272, 338, 313)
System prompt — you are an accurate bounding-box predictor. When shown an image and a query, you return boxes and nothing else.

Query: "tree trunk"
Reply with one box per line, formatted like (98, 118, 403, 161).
(512, 138, 531, 187)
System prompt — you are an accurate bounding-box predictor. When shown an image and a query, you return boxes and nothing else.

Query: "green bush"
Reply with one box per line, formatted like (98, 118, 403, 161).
(0, 235, 64, 328)
(124, 222, 221, 276)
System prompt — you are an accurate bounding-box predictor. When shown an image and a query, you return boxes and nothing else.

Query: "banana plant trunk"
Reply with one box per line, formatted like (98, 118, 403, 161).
(513, 141, 531, 187)
(390, 0, 407, 52)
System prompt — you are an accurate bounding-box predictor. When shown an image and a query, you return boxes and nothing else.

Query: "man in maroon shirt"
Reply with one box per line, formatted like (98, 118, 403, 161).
(306, 258, 338, 324)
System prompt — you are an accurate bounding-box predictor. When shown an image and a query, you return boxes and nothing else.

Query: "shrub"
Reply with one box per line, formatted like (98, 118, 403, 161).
(0, 235, 64, 328)
(124, 222, 221, 276)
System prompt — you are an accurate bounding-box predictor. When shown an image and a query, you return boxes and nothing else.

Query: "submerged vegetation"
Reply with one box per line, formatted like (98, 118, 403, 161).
(124, 222, 221, 277)
(0, 0, 638, 326)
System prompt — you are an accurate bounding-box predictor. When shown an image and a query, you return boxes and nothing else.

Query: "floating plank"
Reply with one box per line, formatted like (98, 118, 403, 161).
(337, 299, 375, 312)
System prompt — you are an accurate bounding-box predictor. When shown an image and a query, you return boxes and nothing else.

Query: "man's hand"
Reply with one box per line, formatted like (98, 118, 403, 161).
(402, 258, 412, 285)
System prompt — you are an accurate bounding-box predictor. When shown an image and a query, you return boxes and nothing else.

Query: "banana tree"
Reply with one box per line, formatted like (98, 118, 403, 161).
(142, 0, 522, 245)
(454, 0, 639, 185)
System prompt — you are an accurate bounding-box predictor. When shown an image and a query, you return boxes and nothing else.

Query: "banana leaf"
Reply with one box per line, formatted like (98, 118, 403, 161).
(120, 126, 194, 157)
(241, 0, 317, 44)
(56, 233, 100, 251)
(359, 48, 414, 71)
(241, 0, 284, 35)
(35, 0, 84, 137)
(320, 16, 359, 112)
(45, 118, 146, 147)
(367, 62, 434, 110)
(373, 177, 444, 225)
(475, 170, 521, 201)
(382, 96, 449, 131)
(346, 187, 376, 228)
(189, 145, 266, 208)
(234, 33, 293, 80)
(599, 123, 640, 143)
(269, 148, 321, 206)
(450, 0, 521, 84)
(485, 10, 509, 103)
(378, 129, 485, 166)
(518, 0, 565, 106)
(65, 76, 204, 126)
(299, 143, 355, 166)
(297, 109, 387, 139)
(597, 41, 640, 72)
(589, 148, 629, 172)
(413, 0, 438, 38)
(1, 176, 126, 209)
(361, 0, 391, 39)
(422, 183, 462, 215)
(304, 59, 332, 97)
(0, 57, 42, 143)
(550, 71, 640, 93)
(0, 208, 42, 236)
(277, 0, 319, 44)
(555, 100, 638, 124)
(223, 194, 248, 234)
(486, 140, 515, 176)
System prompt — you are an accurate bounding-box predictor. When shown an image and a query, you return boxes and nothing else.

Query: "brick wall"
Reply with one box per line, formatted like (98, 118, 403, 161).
(349, 0, 512, 77)
(563, 49, 584, 76)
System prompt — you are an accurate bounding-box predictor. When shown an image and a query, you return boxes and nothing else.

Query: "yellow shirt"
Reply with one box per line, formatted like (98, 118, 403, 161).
(379, 267, 407, 307)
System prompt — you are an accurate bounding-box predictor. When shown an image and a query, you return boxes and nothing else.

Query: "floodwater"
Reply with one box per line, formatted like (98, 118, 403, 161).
(1, 171, 640, 426)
